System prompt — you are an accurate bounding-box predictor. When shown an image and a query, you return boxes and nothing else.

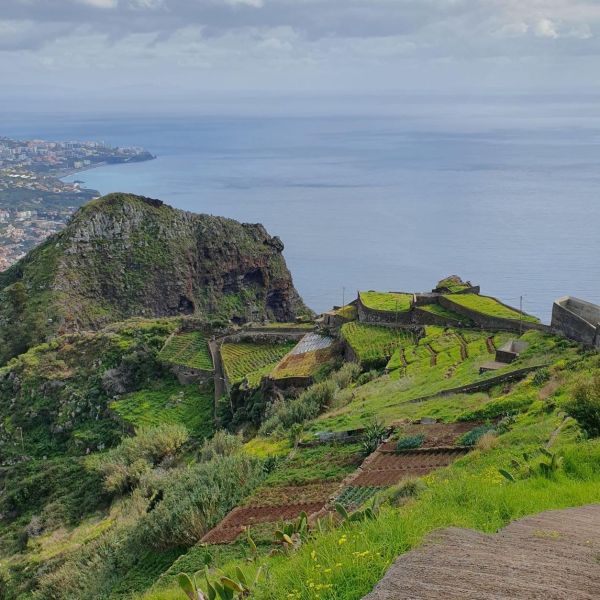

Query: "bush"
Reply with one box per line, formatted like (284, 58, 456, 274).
(532, 368, 551, 387)
(95, 423, 190, 494)
(383, 478, 427, 506)
(564, 373, 600, 437)
(330, 363, 361, 389)
(356, 370, 379, 386)
(457, 425, 495, 447)
(475, 431, 499, 451)
(198, 430, 242, 462)
(395, 434, 425, 451)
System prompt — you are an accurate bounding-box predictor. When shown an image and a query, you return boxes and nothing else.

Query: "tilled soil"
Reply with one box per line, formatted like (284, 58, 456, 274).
(363, 504, 600, 600)
(201, 501, 325, 544)
(382, 422, 479, 449)
(351, 448, 468, 487)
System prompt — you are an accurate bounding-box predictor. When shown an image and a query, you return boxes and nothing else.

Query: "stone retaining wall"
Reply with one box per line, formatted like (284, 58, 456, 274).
(438, 295, 550, 334)
(551, 296, 600, 348)
(406, 364, 546, 404)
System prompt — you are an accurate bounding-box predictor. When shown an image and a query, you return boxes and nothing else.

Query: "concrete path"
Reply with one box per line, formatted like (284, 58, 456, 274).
(363, 504, 600, 600)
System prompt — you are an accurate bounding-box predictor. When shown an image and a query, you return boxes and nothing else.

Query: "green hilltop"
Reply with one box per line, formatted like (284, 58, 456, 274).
(1, 199, 600, 600)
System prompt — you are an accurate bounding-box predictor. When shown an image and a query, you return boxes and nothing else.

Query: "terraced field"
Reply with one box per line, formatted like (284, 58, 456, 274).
(445, 294, 540, 323)
(158, 331, 213, 370)
(270, 333, 338, 380)
(415, 303, 472, 324)
(352, 447, 469, 487)
(221, 341, 296, 384)
(359, 291, 413, 313)
(110, 382, 214, 439)
(342, 322, 415, 367)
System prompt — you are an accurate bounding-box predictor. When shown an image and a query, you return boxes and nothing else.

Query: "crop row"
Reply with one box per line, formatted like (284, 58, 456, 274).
(158, 331, 213, 370)
(221, 341, 296, 383)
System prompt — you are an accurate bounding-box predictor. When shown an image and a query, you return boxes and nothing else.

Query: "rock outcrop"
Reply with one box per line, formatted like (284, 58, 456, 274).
(0, 193, 310, 363)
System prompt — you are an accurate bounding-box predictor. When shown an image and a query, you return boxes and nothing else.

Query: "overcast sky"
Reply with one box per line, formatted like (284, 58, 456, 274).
(2, 1, 600, 112)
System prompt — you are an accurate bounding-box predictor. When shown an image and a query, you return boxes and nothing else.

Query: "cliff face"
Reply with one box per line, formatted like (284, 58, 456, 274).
(0, 193, 310, 363)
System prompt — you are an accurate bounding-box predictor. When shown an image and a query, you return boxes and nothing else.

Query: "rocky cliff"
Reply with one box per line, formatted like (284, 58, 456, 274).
(0, 193, 310, 363)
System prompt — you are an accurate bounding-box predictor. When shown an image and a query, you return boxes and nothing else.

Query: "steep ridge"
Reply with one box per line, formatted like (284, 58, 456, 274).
(0, 193, 309, 363)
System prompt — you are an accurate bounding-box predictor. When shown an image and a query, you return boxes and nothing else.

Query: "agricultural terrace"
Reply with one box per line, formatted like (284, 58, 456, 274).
(110, 381, 214, 439)
(314, 330, 567, 432)
(342, 322, 415, 367)
(221, 341, 296, 384)
(445, 294, 540, 323)
(416, 303, 473, 324)
(359, 291, 413, 313)
(270, 334, 338, 380)
(158, 331, 213, 370)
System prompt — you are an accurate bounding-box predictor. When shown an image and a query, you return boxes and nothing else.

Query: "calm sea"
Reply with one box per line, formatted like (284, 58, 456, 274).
(4, 107, 600, 321)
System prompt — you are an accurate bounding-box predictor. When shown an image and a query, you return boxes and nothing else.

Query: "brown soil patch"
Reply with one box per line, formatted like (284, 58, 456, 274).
(351, 448, 467, 487)
(363, 504, 600, 600)
(385, 422, 480, 449)
(486, 336, 496, 353)
(201, 502, 324, 544)
(243, 482, 340, 507)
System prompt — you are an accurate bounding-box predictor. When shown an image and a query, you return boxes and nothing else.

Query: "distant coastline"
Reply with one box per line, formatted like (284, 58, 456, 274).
(57, 153, 156, 179)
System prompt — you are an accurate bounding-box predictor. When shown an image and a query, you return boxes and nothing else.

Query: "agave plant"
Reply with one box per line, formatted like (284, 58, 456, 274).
(178, 564, 263, 600)
(335, 494, 381, 524)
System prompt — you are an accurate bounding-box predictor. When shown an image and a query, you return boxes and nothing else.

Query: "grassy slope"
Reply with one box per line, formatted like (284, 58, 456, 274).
(138, 340, 600, 600)
(359, 292, 413, 313)
(445, 294, 540, 323)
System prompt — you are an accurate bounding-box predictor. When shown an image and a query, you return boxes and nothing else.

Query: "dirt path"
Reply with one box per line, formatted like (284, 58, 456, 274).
(363, 504, 600, 600)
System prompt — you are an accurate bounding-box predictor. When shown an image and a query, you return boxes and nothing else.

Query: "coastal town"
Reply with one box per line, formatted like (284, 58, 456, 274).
(0, 136, 154, 269)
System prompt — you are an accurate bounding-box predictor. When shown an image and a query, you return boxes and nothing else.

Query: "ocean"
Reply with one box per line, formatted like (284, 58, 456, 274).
(4, 104, 600, 321)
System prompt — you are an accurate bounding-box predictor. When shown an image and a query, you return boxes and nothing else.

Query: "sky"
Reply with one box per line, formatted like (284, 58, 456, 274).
(1, 0, 600, 112)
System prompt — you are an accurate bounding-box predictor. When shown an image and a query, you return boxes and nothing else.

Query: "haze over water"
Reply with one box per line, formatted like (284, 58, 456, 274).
(5, 98, 600, 322)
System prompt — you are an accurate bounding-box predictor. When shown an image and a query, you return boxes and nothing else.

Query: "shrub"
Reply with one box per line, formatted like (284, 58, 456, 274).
(457, 425, 495, 447)
(383, 478, 427, 506)
(532, 368, 551, 387)
(199, 430, 242, 462)
(330, 362, 361, 389)
(395, 434, 425, 451)
(564, 373, 600, 437)
(95, 423, 190, 494)
(475, 431, 499, 451)
(356, 370, 380, 386)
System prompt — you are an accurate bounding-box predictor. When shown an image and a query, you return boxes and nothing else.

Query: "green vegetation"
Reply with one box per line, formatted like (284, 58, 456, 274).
(332, 305, 358, 321)
(341, 322, 415, 368)
(111, 381, 214, 440)
(359, 291, 412, 313)
(416, 303, 472, 324)
(221, 341, 295, 383)
(444, 294, 540, 323)
(436, 276, 472, 293)
(159, 331, 213, 371)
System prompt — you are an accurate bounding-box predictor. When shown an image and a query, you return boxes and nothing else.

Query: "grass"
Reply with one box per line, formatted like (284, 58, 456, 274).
(221, 341, 296, 384)
(263, 443, 363, 486)
(444, 294, 540, 323)
(359, 291, 413, 313)
(133, 349, 600, 600)
(158, 331, 213, 370)
(313, 331, 567, 432)
(341, 322, 415, 367)
(110, 381, 214, 440)
(416, 303, 473, 324)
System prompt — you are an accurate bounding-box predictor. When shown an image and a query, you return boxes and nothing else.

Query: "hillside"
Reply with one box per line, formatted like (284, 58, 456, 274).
(2, 254, 600, 600)
(0, 193, 309, 364)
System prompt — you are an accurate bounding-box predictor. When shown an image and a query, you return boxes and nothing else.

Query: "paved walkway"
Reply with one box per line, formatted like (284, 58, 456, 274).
(363, 504, 600, 600)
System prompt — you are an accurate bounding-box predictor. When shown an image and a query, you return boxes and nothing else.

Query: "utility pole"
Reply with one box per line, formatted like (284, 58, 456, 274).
(519, 295, 523, 336)
(342, 286, 345, 309)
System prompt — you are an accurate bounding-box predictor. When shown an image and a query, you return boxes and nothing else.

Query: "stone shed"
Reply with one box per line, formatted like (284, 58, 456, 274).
(552, 296, 600, 348)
